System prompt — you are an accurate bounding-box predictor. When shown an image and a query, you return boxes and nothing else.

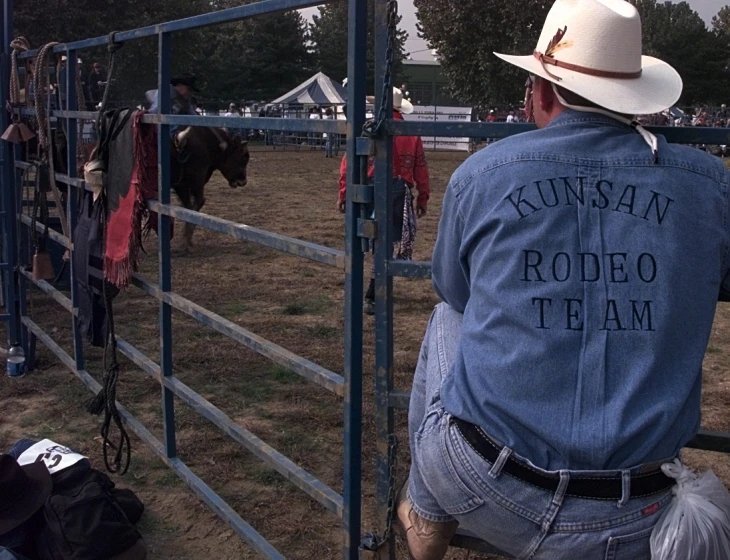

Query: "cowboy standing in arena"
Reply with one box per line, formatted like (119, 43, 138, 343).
(338, 88, 430, 315)
(398, 1, 730, 559)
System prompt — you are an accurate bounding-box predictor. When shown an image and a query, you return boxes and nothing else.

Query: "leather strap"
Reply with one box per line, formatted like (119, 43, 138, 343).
(533, 51, 643, 80)
(452, 417, 675, 500)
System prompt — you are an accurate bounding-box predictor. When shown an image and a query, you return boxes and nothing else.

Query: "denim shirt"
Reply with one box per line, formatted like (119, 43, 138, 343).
(435, 110, 730, 471)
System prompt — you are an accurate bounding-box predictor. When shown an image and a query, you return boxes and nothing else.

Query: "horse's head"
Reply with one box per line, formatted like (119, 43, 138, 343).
(218, 136, 249, 189)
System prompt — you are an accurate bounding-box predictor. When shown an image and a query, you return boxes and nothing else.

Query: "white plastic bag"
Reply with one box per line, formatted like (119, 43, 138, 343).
(650, 459, 730, 560)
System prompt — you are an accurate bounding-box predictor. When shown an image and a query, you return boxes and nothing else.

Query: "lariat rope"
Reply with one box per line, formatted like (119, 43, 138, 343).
(32, 42, 69, 239)
(85, 196, 130, 476)
(8, 37, 30, 116)
(84, 33, 131, 476)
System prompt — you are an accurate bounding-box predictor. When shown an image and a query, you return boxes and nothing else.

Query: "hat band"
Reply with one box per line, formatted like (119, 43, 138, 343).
(533, 51, 642, 80)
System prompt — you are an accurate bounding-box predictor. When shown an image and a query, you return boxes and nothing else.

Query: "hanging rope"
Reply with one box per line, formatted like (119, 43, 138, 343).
(8, 37, 30, 115)
(32, 42, 69, 239)
(83, 31, 130, 475)
(73, 58, 87, 175)
(85, 195, 130, 475)
(29, 168, 49, 258)
(96, 32, 122, 121)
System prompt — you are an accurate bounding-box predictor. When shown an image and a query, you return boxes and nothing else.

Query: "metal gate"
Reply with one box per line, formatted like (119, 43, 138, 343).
(2, 0, 730, 558)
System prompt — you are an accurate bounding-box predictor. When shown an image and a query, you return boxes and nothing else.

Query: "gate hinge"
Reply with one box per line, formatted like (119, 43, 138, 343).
(356, 137, 373, 157)
(357, 218, 378, 240)
(352, 184, 373, 205)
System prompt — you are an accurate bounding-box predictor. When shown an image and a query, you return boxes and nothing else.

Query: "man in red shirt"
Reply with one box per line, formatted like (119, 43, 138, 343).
(338, 88, 431, 314)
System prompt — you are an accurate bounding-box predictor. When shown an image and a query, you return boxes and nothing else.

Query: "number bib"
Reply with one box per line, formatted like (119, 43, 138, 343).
(17, 439, 87, 474)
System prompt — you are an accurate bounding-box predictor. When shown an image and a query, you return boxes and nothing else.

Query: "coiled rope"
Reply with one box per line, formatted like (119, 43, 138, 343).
(8, 37, 30, 113)
(32, 42, 68, 239)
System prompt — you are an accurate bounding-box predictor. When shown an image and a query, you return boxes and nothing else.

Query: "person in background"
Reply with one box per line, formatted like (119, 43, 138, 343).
(506, 110, 517, 123)
(398, 0, 730, 558)
(147, 75, 198, 121)
(338, 88, 430, 315)
(715, 103, 728, 124)
(324, 107, 334, 158)
(88, 62, 107, 104)
(309, 106, 321, 149)
(224, 103, 242, 137)
(146, 75, 200, 161)
(693, 106, 708, 127)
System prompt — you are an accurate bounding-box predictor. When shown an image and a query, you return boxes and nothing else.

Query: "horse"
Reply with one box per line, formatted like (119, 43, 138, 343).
(171, 126, 250, 251)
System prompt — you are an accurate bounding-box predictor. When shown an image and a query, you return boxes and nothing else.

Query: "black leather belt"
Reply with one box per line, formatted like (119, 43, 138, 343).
(452, 417, 675, 500)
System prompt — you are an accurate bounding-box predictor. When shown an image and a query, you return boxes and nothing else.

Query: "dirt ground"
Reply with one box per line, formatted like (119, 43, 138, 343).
(1, 147, 729, 560)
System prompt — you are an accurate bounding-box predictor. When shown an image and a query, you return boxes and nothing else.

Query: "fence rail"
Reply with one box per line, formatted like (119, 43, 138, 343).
(3, 0, 730, 559)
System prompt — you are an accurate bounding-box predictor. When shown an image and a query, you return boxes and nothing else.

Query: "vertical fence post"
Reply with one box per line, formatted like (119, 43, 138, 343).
(158, 31, 176, 459)
(344, 0, 368, 557)
(372, 0, 395, 558)
(1, 0, 19, 348)
(65, 48, 84, 371)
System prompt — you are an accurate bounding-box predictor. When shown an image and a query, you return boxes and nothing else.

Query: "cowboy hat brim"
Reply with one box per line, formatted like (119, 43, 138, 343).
(398, 98, 414, 115)
(0, 461, 52, 535)
(495, 52, 682, 116)
(170, 78, 200, 93)
(364, 96, 414, 114)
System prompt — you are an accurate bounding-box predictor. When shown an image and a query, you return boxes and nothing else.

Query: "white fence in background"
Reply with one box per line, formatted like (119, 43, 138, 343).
(404, 105, 474, 152)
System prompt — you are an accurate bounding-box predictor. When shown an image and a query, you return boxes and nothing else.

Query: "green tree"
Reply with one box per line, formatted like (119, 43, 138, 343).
(13, 0, 311, 106)
(629, 0, 730, 106)
(414, 0, 550, 106)
(309, 0, 408, 91)
(712, 5, 730, 35)
(201, 7, 311, 103)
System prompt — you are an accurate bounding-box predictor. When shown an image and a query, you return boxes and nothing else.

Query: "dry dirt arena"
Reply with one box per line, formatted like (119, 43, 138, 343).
(1, 147, 729, 560)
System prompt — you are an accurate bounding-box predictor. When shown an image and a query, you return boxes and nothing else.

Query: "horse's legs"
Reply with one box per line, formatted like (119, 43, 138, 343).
(175, 187, 195, 252)
(183, 188, 206, 252)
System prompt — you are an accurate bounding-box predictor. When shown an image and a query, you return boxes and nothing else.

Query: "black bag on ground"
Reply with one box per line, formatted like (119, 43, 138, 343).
(34, 460, 142, 560)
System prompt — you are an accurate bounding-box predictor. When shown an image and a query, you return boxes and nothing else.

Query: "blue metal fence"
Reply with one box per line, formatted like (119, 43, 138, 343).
(3, 0, 730, 558)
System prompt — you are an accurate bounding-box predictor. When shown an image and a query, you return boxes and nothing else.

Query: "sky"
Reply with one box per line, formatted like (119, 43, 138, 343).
(301, 0, 727, 61)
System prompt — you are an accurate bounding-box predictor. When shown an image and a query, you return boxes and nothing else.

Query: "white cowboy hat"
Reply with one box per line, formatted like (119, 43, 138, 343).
(495, 0, 682, 116)
(366, 88, 414, 114)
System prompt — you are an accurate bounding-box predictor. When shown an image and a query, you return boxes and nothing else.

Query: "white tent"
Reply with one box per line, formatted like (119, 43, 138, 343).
(270, 72, 346, 106)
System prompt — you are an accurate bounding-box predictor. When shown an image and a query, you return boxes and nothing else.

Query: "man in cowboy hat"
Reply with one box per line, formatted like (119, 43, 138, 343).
(399, 1, 729, 559)
(146, 75, 201, 160)
(147, 74, 199, 118)
(338, 87, 431, 315)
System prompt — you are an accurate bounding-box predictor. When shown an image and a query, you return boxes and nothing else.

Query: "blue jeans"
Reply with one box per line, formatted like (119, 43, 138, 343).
(408, 303, 674, 560)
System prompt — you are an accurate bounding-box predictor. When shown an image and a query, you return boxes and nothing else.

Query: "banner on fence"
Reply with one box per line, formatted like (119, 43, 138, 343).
(403, 106, 473, 152)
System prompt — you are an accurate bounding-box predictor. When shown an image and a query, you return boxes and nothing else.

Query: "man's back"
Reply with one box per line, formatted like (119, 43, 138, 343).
(435, 110, 730, 470)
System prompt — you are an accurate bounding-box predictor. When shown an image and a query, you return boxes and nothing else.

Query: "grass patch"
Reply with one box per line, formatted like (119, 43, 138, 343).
(268, 366, 303, 385)
(58, 381, 91, 408)
(157, 471, 182, 487)
(235, 377, 273, 404)
(707, 345, 722, 354)
(282, 296, 332, 316)
(18, 415, 39, 429)
(300, 269, 316, 278)
(136, 512, 178, 535)
(308, 325, 339, 339)
(283, 302, 307, 316)
(251, 465, 287, 487)
(223, 302, 248, 315)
